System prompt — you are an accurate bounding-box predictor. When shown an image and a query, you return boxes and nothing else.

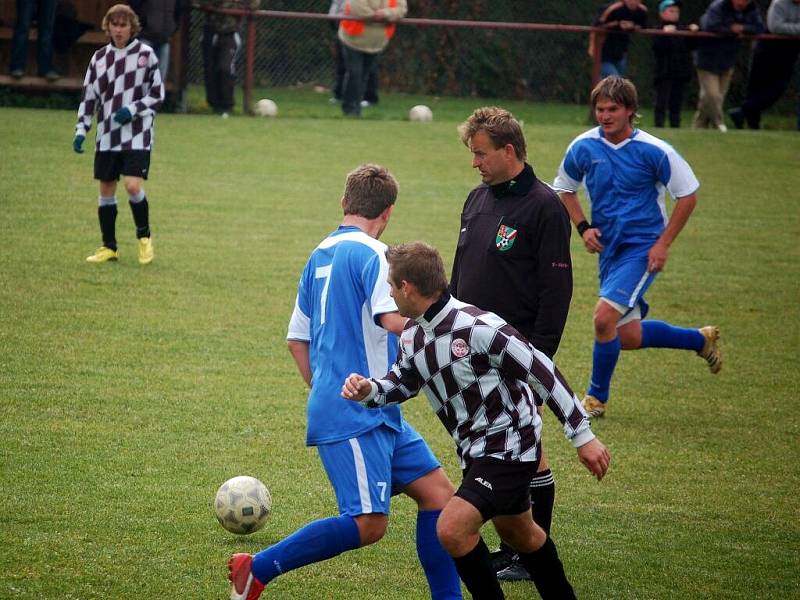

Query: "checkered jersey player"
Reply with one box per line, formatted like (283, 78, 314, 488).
(343, 242, 611, 600)
(73, 4, 164, 265)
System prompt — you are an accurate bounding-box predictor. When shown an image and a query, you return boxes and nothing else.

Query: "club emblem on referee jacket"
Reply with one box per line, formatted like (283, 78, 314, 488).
(495, 224, 517, 251)
(451, 338, 469, 358)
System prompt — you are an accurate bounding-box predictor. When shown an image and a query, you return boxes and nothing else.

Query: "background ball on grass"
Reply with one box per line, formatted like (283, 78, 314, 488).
(409, 104, 433, 122)
(255, 99, 278, 117)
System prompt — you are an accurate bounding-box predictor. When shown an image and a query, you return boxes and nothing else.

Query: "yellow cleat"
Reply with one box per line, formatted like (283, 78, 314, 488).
(698, 326, 722, 374)
(138, 237, 154, 265)
(86, 246, 119, 263)
(582, 394, 606, 418)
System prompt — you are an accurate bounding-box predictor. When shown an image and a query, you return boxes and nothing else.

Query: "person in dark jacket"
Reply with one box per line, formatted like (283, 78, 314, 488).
(201, 0, 261, 117)
(130, 0, 187, 81)
(693, 0, 764, 131)
(591, 0, 649, 78)
(451, 106, 574, 582)
(652, 0, 699, 128)
(728, 0, 800, 130)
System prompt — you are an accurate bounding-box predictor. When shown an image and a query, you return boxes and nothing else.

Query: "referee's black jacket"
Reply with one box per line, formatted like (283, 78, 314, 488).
(449, 163, 573, 359)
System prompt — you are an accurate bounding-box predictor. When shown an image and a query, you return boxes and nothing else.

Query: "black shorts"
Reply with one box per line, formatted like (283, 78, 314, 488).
(94, 150, 151, 181)
(455, 457, 540, 522)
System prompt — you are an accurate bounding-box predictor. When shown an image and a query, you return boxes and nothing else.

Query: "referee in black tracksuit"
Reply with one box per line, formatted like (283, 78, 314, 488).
(450, 107, 573, 581)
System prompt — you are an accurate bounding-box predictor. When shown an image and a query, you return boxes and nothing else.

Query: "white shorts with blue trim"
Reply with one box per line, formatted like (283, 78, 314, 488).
(317, 422, 440, 517)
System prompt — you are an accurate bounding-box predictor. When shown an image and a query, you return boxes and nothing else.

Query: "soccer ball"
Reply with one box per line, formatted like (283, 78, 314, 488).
(214, 475, 272, 535)
(409, 104, 433, 122)
(254, 98, 278, 117)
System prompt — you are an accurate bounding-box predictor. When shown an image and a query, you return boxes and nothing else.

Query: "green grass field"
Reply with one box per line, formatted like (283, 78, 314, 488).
(1, 92, 798, 600)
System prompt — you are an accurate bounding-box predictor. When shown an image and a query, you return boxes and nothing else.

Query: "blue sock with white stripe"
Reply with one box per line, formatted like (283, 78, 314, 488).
(640, 320, 704, 351)
(587, 337, 621, 403)
(250, 515, 360, 585)
(416, 510, 463, 599)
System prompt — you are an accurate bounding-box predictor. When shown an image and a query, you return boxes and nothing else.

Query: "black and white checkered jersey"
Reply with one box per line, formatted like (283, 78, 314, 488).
(75, 39, 164, 152)
(361, 295, 594, 467)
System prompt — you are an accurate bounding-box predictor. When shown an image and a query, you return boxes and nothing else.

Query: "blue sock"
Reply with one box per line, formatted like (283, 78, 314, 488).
(250, 515, 360, 585)
(587, 337, 621, 403)
(640, 320, 704, 351)
(416, 510, 463, 600)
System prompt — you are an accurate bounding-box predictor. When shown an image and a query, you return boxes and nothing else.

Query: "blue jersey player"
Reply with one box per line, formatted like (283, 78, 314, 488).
(227, 165, 461, 600)
(554, 76, 722, 418)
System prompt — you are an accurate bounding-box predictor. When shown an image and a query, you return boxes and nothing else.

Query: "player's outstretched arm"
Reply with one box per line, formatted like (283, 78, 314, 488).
(342, 373, 372, 401)
(577, 438, 611, 481)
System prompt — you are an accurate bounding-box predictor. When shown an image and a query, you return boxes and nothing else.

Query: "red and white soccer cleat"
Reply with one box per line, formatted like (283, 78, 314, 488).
(228, 553, 265, 600)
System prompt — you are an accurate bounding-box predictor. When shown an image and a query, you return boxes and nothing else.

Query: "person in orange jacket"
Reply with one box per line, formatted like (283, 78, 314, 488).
(338, 0, 407, 116)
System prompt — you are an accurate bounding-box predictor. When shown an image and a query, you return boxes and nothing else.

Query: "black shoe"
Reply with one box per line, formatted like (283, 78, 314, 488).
(497, 557, 531, 582)
(43, 71, 60, 82)
(728, 108, 744, 130)
(10, 69, 24, 79)
(489, 548, 515, 574)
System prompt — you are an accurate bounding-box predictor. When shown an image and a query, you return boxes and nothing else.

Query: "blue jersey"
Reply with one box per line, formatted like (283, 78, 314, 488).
(287, 225, 403, 446)
(554, 127, 699, 262)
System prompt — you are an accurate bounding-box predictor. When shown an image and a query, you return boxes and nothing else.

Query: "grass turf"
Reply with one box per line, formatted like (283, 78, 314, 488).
(0, 94, 798, 599)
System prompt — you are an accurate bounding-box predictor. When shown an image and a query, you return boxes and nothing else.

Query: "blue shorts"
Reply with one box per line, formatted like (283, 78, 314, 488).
(317, 422, 440, 517)
(599, 246, 654, 320)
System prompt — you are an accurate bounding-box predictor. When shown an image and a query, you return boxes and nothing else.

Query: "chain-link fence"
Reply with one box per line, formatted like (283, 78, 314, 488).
(184, 0, 798, 112)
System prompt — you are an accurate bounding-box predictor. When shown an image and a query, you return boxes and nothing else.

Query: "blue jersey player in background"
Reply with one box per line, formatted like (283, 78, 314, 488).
(227, 164, 461, 600)
(554, 76, 722, 419)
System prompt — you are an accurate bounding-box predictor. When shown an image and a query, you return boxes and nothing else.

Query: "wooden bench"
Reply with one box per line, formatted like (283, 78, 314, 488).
(0, 1, 184, 94)
(0, 25, 108, 90)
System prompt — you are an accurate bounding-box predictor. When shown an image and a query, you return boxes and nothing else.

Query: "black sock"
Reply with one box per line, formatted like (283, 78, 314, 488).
(98, 204, 118, 250)
(453, 537, 505, 600)
(517, 537, 576, 600)
(530, 468, 555, 535)
(129, 197, 150, 238)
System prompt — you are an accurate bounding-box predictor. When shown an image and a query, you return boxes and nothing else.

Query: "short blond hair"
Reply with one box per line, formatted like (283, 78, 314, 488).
(342, 164, 398, 219)
(102, 4, 141, 37)
(458, 107, 527, 162)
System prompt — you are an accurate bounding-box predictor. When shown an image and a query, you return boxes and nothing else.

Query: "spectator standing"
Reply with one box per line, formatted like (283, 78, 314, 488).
(329, 0, 380, 107)
(72, 4, 164, 265)
(554, 76, 721, 418)
(328, 0, 347, 102)
(591, 0, 648, 78)
(729, 0, 800, 130)
(652, 0, 699, 128)
(9, 0, 59, 80)
(130, 0, 187, 81)
(338, 0, 407, 117)
(693, 0, 764, 131)
(227, 166, 462, 600)
(450, 107, 573, 582)
(201, 0, 260, 117)
(343, 241, 610, 600)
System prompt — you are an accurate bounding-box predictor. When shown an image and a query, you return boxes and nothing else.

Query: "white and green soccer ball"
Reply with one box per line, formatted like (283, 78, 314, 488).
(254, 98, 278, 117)
(214, 475, 272, 535)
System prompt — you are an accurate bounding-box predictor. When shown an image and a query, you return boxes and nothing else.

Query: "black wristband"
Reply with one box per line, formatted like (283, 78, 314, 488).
(576, 220, 592, 236)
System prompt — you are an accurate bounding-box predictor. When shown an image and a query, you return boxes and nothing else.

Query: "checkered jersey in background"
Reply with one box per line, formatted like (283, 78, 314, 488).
(364, 297, 592, 467)
(76, 41, 165, 152)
